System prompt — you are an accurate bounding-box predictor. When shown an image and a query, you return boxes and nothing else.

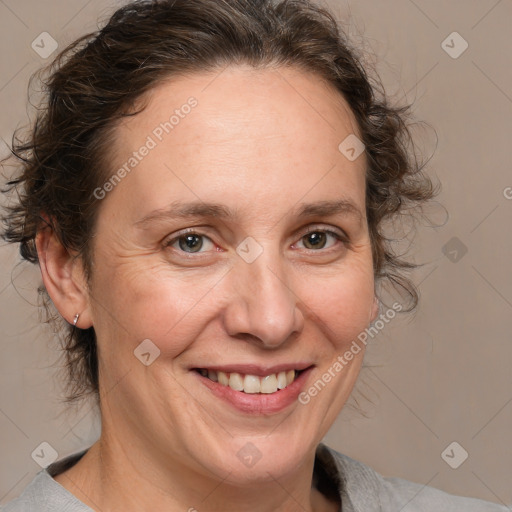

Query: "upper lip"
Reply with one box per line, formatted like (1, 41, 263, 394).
(192, 363, 314, 377)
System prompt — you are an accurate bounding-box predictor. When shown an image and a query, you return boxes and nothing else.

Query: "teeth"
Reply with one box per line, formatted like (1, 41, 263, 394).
(243, 374, 261, 394)
(218, 371, 229, 386)
(199, 369, 299, 394)
(229, 372, 244, 391)
(277, 371, 287, 390)
(260, 374, 278, 394)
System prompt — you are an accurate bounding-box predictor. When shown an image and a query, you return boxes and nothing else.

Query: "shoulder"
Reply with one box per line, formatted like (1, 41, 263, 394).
(319, 443, 509, 512)
(1, 472, 91, 512)
(1, 451, 92, 512)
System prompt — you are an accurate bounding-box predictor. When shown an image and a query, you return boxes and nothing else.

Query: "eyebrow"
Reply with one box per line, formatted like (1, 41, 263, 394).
(134, 198, 363, 228)
(297, 199, 363, 223)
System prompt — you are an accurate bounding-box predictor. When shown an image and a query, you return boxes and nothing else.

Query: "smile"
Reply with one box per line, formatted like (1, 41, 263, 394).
(192, 364, 314, 414)
(195, 369, 301, 394)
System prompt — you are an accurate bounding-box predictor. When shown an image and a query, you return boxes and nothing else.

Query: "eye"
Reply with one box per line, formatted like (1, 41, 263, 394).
(164, 231, 215, 254)
(294, 228, 346, 251)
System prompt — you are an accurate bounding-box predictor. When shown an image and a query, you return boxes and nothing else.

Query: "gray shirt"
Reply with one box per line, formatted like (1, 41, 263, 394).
(2, 443, 509, 511)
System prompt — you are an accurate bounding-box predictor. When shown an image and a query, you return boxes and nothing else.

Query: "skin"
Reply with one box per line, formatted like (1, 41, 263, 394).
(37, 65, 379, 511)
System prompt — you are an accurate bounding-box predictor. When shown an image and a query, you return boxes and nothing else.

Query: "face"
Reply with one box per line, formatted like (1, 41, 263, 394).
(85, 65, 377, 483)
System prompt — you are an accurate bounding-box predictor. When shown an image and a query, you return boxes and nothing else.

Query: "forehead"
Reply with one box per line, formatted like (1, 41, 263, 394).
(114, 65, 362, 156)
(103, 65, 367, 219)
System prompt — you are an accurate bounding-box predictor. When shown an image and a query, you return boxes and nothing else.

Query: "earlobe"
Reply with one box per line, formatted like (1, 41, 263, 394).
(35, 221, 92, 329)
(369, 295, 379, 324)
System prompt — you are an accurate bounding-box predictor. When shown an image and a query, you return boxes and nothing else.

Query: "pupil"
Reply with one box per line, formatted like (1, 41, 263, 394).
(179, 234, 203, 252)
(305, 232, 326, 249)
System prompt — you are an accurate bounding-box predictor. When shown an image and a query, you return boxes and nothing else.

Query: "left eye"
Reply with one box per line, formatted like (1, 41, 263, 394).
(295, 230, 342, 250)
(167, 233, 215, 253)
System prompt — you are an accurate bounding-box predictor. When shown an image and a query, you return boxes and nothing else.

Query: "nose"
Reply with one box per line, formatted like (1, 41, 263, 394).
(222, 248, 304, 348)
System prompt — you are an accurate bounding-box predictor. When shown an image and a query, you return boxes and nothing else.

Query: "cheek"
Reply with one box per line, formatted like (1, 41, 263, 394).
(303, 262, 375, 348)
(89, 259, 224, 358)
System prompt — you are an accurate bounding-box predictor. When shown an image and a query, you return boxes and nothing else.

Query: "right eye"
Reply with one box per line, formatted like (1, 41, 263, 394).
(164, 231, 216, 254)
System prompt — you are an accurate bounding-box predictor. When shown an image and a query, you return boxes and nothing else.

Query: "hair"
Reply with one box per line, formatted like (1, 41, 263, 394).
(1, 0, 436, 403)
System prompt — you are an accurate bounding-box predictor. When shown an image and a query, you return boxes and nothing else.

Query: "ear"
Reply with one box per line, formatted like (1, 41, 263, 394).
(369, 295, 379, 324)
(35, 220, 93, 329)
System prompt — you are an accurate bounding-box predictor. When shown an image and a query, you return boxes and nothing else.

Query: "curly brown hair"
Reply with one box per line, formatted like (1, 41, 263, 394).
(1, 0, 436, 403)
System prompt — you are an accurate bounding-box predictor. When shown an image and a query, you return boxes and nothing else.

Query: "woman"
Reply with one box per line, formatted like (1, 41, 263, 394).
(1, 0, 508, 510)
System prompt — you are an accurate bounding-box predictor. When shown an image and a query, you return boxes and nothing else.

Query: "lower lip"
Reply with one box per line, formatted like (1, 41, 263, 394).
(193, 368, 314, 415)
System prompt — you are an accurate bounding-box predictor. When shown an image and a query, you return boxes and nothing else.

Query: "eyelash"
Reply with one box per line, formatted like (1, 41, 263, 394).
(163, 225, 349, 257)
(297, 226, 348, 250)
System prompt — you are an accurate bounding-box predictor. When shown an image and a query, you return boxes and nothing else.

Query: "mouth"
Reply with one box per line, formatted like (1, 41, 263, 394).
(191, 365, 314, 415)
(193, 368, 304, 394)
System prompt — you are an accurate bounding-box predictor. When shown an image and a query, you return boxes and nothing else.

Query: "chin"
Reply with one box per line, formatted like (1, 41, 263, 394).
(192, 431, 318, 485)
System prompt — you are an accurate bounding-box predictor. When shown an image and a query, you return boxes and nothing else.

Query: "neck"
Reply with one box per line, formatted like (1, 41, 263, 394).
(54, 432, 339, 512)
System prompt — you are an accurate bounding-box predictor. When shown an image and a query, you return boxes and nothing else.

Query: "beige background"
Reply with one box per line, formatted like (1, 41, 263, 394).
(1, 0, 511, 506)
